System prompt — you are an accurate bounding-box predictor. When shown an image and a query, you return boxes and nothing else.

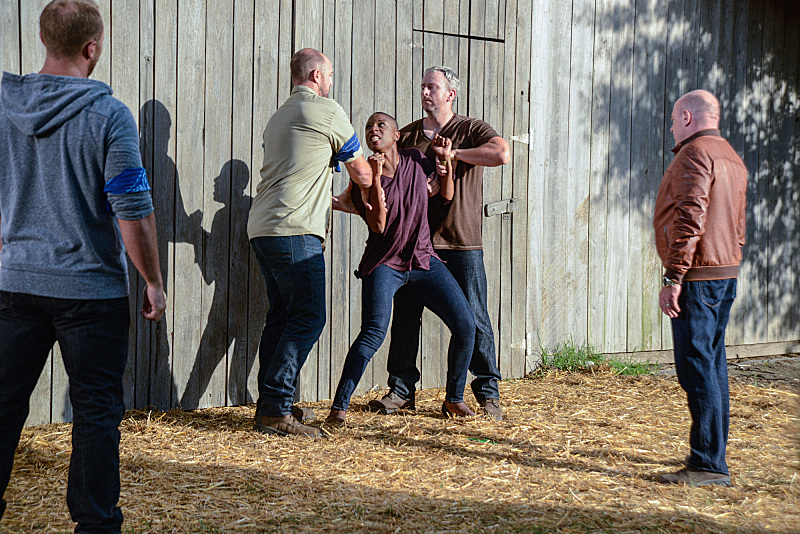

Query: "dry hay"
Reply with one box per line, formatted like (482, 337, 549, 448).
(3, 370, 798, 533)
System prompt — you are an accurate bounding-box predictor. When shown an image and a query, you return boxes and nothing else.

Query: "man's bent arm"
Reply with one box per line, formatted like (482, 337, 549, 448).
(118, 213, 166, 321)
(452, 136, 511, 167)
(344, 156, 373, 209)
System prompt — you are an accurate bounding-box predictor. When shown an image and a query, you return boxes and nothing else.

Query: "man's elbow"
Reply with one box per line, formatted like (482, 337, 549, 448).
(497, 142, 511, 165)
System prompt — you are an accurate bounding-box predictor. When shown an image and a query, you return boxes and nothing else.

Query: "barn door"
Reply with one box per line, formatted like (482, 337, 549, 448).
(410, 1, 521, 390)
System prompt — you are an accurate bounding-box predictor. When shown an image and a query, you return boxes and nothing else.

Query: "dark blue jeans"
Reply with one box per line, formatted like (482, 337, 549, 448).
(0, 290, 129, 533)
(671, 279, 736, 476)
(387, 249, 500, 401)
(332, 257, 475, 410)
(251, 235, 326, 417)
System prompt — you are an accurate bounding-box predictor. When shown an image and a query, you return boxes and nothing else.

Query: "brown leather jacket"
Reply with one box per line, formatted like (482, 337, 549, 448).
(653, 129, 747, 283)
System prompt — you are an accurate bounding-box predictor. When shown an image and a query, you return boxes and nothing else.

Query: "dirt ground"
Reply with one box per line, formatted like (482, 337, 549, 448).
(726, 355, 800, 391)
(2, 365, 798, 534)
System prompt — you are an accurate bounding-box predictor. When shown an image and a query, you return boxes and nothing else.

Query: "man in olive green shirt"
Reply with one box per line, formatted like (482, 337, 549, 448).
(247, 48, 371, 437)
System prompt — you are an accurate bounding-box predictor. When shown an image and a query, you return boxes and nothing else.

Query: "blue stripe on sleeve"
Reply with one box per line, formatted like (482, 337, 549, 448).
(104, 167, 150, 194)
(331, 133, 361, 172)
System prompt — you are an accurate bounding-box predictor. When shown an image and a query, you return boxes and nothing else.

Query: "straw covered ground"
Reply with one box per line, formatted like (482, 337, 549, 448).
(3, 369, 798, 533)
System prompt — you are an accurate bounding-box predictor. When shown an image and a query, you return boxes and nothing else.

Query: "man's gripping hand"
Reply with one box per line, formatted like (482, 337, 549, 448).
(142, 283, 166, 322)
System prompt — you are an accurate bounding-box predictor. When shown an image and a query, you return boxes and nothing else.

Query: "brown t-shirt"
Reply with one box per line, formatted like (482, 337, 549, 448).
(397, 114, 499, 250)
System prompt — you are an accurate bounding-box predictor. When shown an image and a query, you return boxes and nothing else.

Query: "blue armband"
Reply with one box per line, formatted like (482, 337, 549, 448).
(331, 133, 361, 172)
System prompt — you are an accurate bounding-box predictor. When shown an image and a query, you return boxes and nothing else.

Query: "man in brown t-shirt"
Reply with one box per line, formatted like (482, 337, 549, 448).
(369, 66, 511, 421)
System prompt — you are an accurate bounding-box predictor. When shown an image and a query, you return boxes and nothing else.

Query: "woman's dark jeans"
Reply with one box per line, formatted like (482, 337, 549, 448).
(332, 257, 476, 411)
(251, 235, 327, 417)
(671, 279, 736, 476)
(387, 249, 500, 401)
(0, 291, 129, 533)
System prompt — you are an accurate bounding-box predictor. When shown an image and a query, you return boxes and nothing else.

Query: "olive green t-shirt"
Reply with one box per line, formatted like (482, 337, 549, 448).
(247, 85, 363, 241)
(398, 114, 499, 250)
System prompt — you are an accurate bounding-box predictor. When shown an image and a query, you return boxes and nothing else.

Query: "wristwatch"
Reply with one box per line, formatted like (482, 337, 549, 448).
(662, 276, 680, 287)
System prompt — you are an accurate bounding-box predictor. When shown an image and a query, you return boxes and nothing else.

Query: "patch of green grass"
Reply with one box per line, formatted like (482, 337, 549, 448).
(538, 336, 657, 376)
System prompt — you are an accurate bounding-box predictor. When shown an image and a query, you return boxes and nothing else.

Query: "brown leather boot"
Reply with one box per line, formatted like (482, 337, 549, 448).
(658, 467, 731, 486)
(441, 401, 476, 417)
(478, 398, 504, 421)
(291, 405, 315, 423)
(324, 409, 346, 427)
(253, 414, 323, 438)
(368, 391, 415, 414)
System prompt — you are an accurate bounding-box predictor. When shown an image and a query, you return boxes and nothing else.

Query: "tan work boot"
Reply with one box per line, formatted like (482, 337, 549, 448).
(478, 398, 504, 421)
(254, 414, 323, 438)
(658, 467, 731, 486)
(441, 401, 476, 417)
(291, 405, 315, 423)
(368, 391, 415, 414)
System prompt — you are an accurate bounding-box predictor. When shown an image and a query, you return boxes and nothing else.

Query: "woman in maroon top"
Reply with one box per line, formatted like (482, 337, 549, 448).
(327, 113, 476, 425)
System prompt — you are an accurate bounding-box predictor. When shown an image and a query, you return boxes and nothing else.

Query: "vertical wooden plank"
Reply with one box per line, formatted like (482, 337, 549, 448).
(765, 0, 791, 343)
(327, 0, 355, 400)
(740, 1, 765, 346)
(227, 0, 256, 406)
(422, 2, 444, 71)
(788, 1, 800, 341)
(565, 0, 592, 348)
(137, 0, 157, 410)
(527, 0, 547, 361)
(456, 2, 469, 117)
(194, 0, 234, 409)
(481, 39, 503, 383)
(627, 0, 666, 353)
(350, 0, 376, 396)
(0, 0, 21, 74)
(724, 0, 750, 346)
(469, 0, 486, 38)
(147, 0, 179, 411)
(602, 0, 633, 353)
(539, 0, 573, 349)
(498, 0, 519, 378)
(247, 0, 281, 402)
(173, 0, 207, 409)
(111, 0, 141, 410)
(397, 0, 414, 128)
(508, 0, 532, 377)
(412, 0, 424, 122)
(20, 1, 45, 75)
(588, 0, 612, 353)
(294, 0, 323, 50)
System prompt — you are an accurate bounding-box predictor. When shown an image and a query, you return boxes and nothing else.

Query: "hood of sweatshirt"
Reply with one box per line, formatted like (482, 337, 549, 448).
(0, 72, 113, 137)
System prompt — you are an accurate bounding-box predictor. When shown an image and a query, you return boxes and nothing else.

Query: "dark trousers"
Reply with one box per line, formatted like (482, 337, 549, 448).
(0, 290, 129, 533)
(671, 279, 737, 476)
(387, 249, 500, 401)
(332, 257, 476, 411)
(251, 235, 326, 417)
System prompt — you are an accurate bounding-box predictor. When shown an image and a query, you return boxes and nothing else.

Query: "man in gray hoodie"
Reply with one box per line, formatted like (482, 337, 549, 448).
(0, 1, 165, 532)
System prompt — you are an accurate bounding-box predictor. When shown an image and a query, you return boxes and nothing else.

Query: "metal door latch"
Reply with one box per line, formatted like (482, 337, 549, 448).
(484, 198, 518, 217)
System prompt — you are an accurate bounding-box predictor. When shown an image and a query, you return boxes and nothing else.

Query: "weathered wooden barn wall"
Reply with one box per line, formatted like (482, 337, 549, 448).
(1, 0, 797, 426)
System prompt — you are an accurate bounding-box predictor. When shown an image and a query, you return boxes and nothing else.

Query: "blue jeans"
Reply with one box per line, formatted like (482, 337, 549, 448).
(671, 279, 736, 476)
(387, 249, 500, 401)
(0, 291, 129, 533)
(332, 257, 475, 410)
(251, 236, 326, 417)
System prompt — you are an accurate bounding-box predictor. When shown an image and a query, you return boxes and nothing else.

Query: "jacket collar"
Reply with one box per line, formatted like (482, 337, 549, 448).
(671, 128, 721, 153)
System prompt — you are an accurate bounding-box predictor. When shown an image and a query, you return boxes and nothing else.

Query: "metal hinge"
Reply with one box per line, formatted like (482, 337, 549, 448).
(484, 198, 518, 218)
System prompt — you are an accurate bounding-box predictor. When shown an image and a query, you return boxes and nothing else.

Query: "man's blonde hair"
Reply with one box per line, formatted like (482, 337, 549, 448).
(40, 0, 103, 58)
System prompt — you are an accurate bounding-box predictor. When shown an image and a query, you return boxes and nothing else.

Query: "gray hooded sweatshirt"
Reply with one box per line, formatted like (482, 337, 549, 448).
(0, 72, 153, 299)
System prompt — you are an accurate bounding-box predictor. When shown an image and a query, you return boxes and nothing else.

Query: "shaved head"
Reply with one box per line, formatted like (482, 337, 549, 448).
(290, 48, 329, 85)
(676, 90, 720, 124)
